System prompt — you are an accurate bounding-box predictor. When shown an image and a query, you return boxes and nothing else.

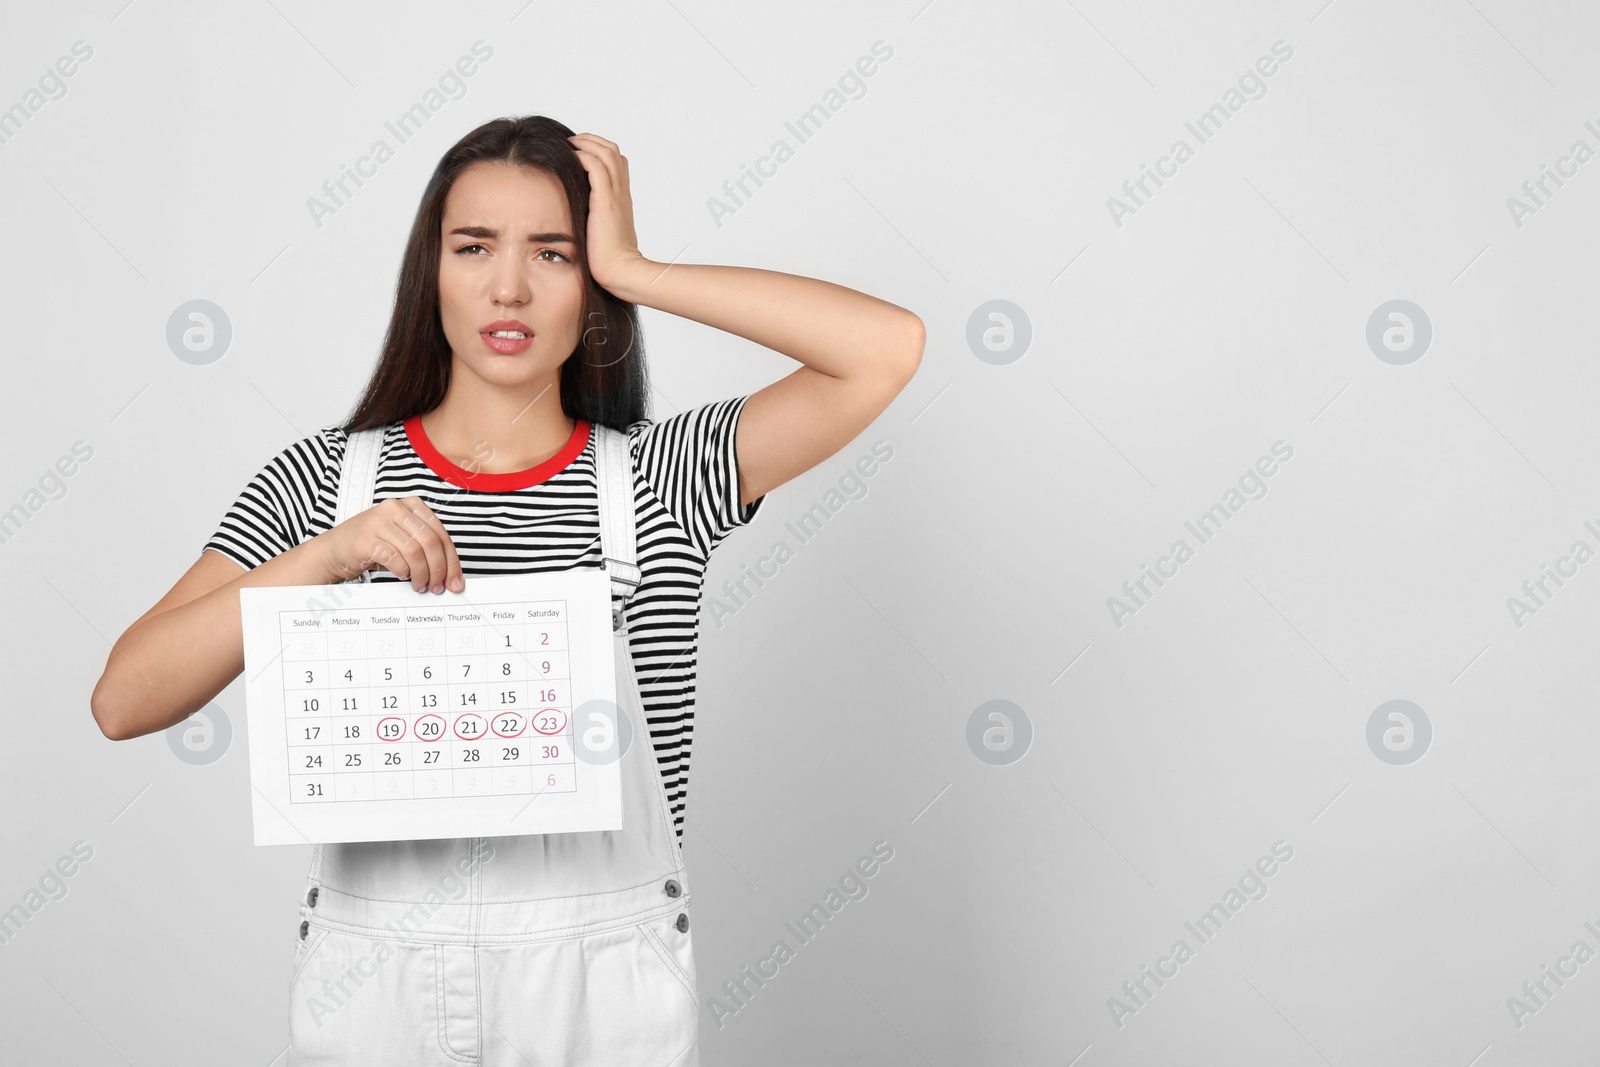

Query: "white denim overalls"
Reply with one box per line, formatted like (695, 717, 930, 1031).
(286, 422, 700, 1067)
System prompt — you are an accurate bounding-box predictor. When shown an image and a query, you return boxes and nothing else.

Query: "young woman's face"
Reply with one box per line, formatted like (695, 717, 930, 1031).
(437, 161, 586, 395)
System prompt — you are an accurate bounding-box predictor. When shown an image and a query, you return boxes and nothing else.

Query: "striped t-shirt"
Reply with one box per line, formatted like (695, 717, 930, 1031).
(204, 395, 765, 845)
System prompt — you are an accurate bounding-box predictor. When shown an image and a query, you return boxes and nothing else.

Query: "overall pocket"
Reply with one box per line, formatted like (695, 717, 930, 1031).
(637, 913, 699, 1014)
(291, 921, 332, 991)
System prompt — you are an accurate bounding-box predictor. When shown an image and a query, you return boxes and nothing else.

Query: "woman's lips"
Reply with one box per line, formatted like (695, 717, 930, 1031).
(481, 330, 533, 354)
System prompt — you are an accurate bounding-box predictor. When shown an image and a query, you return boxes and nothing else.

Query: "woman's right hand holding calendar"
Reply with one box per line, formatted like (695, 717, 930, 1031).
(316, 496, 465, 595)
(90, 495, 464, 741)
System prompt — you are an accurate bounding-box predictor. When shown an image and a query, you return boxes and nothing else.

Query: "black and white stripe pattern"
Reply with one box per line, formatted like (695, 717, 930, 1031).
(204, 395, 764, 844)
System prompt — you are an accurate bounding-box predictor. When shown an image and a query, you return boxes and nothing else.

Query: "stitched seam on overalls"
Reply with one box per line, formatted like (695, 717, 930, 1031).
(312, 872, 670, 907)
(434, 944, 477, 1064)
(472, 839, 483, 1064)
(639, 921, 699, 1013)
(290, 924, 331, 988)
(308, 901, 689, 947)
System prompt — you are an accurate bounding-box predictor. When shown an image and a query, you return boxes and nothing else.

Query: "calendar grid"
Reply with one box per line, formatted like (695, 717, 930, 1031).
(277, 599, 578, 805)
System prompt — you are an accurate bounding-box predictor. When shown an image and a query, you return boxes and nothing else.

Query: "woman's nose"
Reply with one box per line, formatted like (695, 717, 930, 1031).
(491, 261, 534, 302)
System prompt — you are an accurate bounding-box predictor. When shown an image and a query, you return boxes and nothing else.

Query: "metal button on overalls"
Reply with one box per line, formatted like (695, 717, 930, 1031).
(287, 423, 701, 1067)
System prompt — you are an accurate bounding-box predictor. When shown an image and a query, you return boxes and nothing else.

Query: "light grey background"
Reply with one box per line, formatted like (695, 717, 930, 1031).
(2, 0, 1596, 1064)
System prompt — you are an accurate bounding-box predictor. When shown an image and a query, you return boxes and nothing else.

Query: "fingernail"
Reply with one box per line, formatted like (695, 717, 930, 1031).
(432, 583, 444, 594)
(450, 576, 464, 591)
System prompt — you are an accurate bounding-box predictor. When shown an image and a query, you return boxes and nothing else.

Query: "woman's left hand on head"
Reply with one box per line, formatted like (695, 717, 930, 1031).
(568, 132, 649, 292)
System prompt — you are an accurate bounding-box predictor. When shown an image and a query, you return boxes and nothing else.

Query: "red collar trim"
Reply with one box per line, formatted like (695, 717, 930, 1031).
(402, 415, 591, 491)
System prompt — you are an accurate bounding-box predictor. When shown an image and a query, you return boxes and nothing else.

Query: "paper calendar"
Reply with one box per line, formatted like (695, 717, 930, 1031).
(239, 570, 622, 846)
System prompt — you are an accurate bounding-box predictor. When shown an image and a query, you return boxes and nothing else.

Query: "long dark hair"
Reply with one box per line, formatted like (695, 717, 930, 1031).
(345, 115, 649, 433)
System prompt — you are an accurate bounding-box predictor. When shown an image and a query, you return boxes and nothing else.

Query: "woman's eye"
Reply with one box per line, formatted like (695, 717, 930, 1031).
(453, 245, 569, 263)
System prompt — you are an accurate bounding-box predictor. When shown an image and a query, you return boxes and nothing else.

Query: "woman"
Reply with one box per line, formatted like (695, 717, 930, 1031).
(90, 115, 922, 1064)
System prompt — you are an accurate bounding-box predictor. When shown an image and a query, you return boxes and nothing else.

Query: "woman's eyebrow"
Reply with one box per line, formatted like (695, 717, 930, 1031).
(446, 225, 576, 243)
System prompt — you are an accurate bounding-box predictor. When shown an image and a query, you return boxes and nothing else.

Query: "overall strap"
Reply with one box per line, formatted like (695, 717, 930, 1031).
(593, 423, 642, 624)
(333, 426, 386, 583)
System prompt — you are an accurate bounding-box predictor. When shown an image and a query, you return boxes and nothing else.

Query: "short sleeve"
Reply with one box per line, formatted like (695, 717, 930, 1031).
(629, 394, 765, 557)
(202, 427, 346, 570)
